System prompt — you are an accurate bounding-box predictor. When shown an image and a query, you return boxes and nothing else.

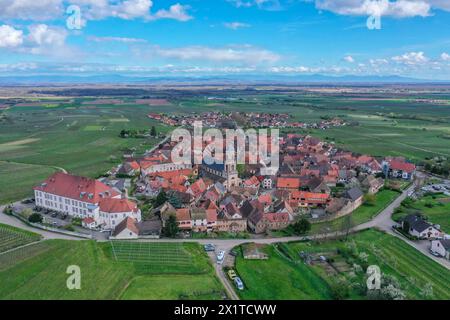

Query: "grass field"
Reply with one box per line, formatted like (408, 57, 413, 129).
(309, 189, 400, 235)
(0, 161, 58, 204)
(235, 245, 333, 300)
(0, 240, 224, 300)
(0, 102, 170, 204)
(0, 223, 42, 253)
(236, 229, 450, 300)
(393, 194, 450, 233)
(121, 275, 224, 300)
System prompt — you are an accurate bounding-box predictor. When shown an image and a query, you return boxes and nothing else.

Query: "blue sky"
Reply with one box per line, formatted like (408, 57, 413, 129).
(0, 0, 450, 79)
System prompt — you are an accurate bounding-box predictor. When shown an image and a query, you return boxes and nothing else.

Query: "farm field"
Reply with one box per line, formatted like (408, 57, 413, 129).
(393, 194, 450, 233)
(0, 161, 57, 204)
(235, 229, 450, 300)
(309, 189, 401, 235)
(0, 240, 224, 300)
(0, 223, 42, 253)
(235, 244, 333, 300)
(0, 101, 170, 204)
(121, 275, 224, 300)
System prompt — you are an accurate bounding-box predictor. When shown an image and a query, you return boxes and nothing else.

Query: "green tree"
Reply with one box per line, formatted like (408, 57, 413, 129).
(150, 126, 157, 137)
(163, 215, 179, 238)
(292, 218, 311, 235)
(28, 213, 43, 223)
(364, 194, 376, 206)
(153, 190, 168, 208)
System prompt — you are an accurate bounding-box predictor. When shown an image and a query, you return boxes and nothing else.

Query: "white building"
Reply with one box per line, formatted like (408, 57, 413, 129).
(430, 239, 450, 260)
(34, 172, 141, 231)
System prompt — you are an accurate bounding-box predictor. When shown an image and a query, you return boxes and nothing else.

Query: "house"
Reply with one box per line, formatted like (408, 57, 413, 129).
(383, 159, 416, 180)
(34, 172, 141, 231)
(400, 215, 443, 239)
(176, 208, 192, 230)
(243, 176, 261, 189)
(290, 191, 330, 207)
(216, 213, 247, 232)
(362, 175, 384, 194)
(111, 217, 139, 239)
(82, 217, 96, 230)
(136, 218, 162, 239)
(344, 187, 364, 210)
(276, 177, 301, 191)
(262, 175, 277, 189)
(191, 208, 208, 232)
(430, 239, 450, 259)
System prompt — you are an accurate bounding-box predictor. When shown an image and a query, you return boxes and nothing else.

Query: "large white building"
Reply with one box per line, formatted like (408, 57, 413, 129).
(34, 172, 141, 230)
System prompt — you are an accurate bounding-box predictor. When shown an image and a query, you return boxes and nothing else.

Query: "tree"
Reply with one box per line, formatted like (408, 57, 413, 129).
(28, 213, 43, 223)
(163, 215, 179, 238)
(340, 214, 354, 240)
(364, 194, 376, 206)
(292, 218, 311, 235)
(153, 190, 168, 208)
(150, 126, 157, 137)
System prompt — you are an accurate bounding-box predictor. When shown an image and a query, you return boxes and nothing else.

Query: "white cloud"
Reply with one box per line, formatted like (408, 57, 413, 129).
(343, 55, 355, 63)
(224, 22, 251, 30)
(0, 0, 63, 21)
(227, 0, 282, 10)
(0, 24, 23, 48)
(114, 0, 153, 19)
(391, 51, 429, 65)
(313, 0, 433, 18)
(441, 52, 450, 61)
(153, 3, 193, 21)
(88, 36, 147, 43)
(28, 24, 66, 47)
(140, 45, 280, 64)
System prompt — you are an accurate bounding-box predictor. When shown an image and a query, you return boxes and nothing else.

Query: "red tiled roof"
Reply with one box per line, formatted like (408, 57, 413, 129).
(189, 178, 207, 196)
(291, 191, 330, 204)
(34, 172, 120, 204)
(112, 217, 139, 236)
(277, 177, 300, 189)
(264, 212, 289, 223)
(206, 209, 217, 222)
(99, 198, 138, 213)
(389, 160, 416, 173)
(244, 176, 260, 187)
(82, 217, 95, 224)
(176, 208, 191, 221)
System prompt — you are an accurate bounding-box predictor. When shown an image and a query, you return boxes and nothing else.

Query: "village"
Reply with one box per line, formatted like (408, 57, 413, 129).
(21, 111, 446, 248)
(148, 111, 347, 130)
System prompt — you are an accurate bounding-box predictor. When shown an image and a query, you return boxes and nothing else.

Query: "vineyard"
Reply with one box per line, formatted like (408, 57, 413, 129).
(0, 224, 42, 254)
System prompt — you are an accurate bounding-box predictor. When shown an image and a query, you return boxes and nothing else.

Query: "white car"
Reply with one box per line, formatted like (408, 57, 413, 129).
(216, 250, 225, 263)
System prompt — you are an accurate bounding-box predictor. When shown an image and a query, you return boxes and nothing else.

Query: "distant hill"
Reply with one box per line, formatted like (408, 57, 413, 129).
(0, 73, 448, 85)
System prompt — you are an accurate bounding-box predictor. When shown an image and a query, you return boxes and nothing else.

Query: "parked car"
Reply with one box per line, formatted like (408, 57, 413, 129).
(234, 277, 244, 290)
(217, 250, 225, 264)
(204, 244, 215, 252)
(51, 212, 58, 218)
(227, 270, 237, 280)
(60, 214, 68, 220)
(229, 249, 239, 257)
(430, 249, 441, 257)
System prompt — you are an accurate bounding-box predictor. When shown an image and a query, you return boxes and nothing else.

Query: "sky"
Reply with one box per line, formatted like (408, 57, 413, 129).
(0, 0, 450, 80)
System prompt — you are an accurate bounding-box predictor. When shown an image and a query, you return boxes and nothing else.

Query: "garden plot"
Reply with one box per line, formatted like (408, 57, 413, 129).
(0, 224, 42, 254)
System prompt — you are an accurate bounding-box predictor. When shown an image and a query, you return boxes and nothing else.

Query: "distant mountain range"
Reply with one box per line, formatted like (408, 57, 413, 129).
(0, 74, 449, 85)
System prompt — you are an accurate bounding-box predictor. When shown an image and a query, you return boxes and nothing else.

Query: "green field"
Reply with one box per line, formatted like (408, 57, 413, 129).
(393, 194, 450, 233)
(0, 161, 58, 204)
(0, 240, 224, 300)
(121, 275, 224, 300)
(1, 90, 450, 204)
(309, 189, 401, 234)
(236, 229, 450, 300)
(0, 102, 170, 204)
(235, 245, 332, 300)
(0, 223, 42, 253)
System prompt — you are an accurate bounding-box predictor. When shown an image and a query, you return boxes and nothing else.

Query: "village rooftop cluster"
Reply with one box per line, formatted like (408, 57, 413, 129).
(32, 118, 421, 240)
